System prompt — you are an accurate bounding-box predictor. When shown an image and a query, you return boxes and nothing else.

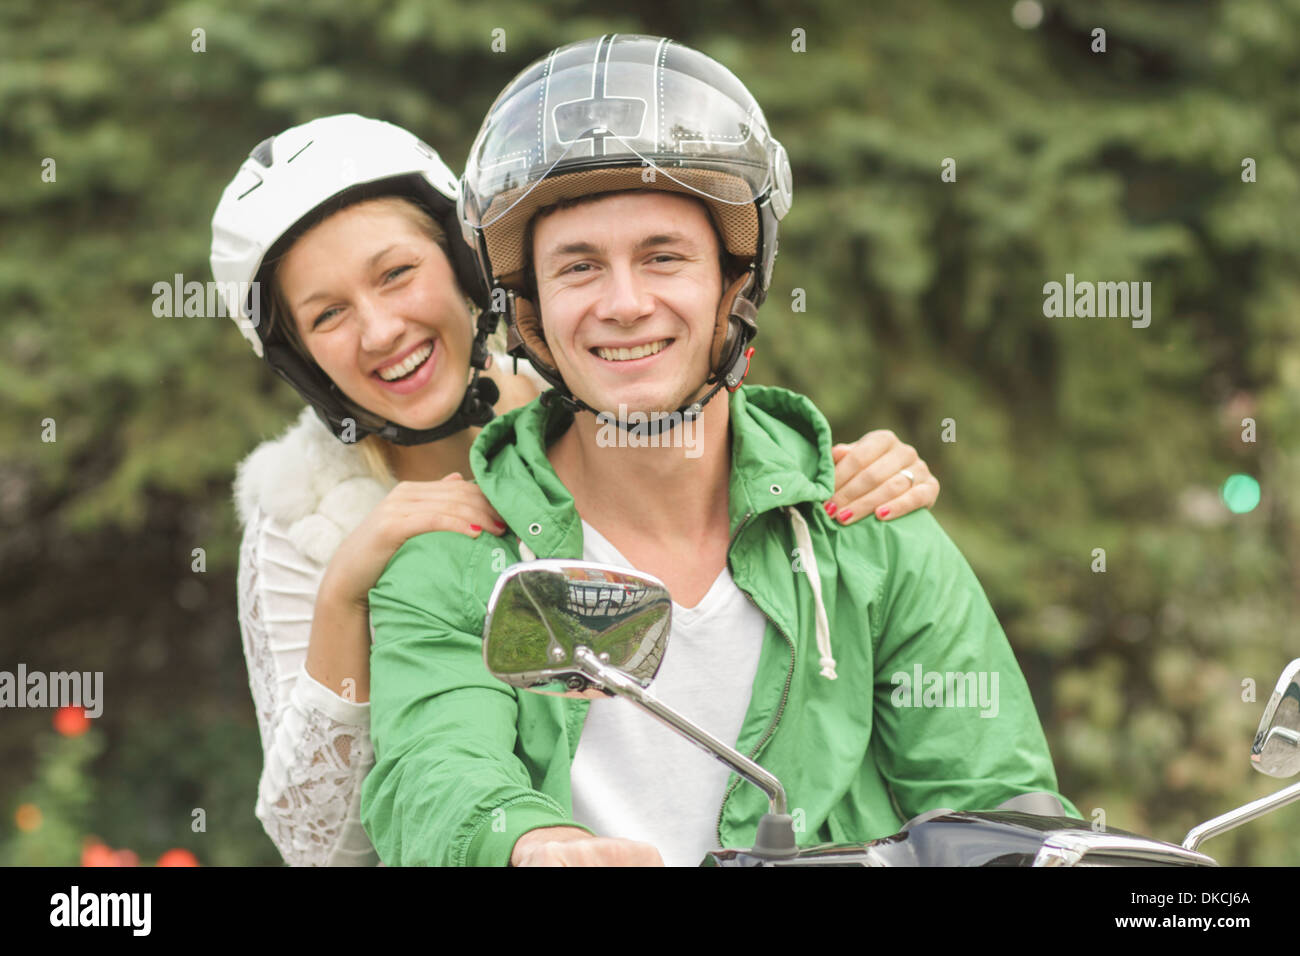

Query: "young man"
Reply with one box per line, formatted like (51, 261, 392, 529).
(360, 35, 1078, 867)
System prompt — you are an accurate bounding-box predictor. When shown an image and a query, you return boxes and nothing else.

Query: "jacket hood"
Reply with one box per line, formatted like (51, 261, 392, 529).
(233, 405, 391, 565)
(470, 384, 837, 561)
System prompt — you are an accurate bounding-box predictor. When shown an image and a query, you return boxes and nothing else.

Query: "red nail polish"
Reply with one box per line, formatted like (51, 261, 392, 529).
(824, 501, 838, 517)
(876, 506, 890, 519)
(470, 524, 482, 532)
(837, 509, 853, 523)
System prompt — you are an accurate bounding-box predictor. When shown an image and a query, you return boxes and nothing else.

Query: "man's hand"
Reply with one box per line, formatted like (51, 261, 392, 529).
(511, 826, 664, 866)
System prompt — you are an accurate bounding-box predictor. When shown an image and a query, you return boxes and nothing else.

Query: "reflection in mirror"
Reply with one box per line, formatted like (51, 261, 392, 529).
(483, 560, 671, 694)
(1252, 659, 1300, 778)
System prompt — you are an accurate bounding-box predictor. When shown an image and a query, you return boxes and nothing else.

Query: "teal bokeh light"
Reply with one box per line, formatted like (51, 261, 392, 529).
(1221, 474, 1261, 514)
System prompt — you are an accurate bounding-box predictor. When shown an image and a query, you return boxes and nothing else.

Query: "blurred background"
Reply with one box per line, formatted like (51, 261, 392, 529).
(2, 0, 1299, 866)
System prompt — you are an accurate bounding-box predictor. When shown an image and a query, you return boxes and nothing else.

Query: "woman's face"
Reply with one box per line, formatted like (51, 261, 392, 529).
(276, 199, 474, 431)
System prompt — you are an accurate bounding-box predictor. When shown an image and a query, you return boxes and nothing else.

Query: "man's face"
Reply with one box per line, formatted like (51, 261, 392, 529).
(531, 191, 723, 416)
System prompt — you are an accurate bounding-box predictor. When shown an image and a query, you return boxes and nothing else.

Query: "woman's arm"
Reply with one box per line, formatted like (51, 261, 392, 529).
(305, 579, 373, 701)
(237, 507, 378, 866)
(826, 430, 940, 524)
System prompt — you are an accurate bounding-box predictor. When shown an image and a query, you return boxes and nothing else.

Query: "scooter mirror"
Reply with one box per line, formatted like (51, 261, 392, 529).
(483, 560, 671, 694)
(482, 559, 798, 857)
(1251, 658, 1300, 778)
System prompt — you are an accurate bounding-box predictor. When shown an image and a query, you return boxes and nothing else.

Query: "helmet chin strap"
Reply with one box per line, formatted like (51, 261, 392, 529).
(539, 341, 754, 436)
(372, 368, 499, 445)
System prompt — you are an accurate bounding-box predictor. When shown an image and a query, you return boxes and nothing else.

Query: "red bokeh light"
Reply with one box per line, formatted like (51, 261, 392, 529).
(81, 839, 139, 867)
(54, 706, 91, 736)
(157, 848, 200, 867)
(81, 841, 117, 867)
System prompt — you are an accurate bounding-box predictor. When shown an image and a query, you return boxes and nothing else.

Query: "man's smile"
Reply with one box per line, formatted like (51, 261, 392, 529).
(590, 337, 675, 365)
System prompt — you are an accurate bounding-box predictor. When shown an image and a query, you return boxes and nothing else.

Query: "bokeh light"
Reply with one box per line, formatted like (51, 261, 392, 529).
(81, 841, 117, 867)
(53, 705, 91, 736)
(81, 840, 139, 867)
(157, 848, 200, 867)
(1012, 1, 1044, 30)
(1221, 474, 1261, 514)
(14, 803, 42, 832)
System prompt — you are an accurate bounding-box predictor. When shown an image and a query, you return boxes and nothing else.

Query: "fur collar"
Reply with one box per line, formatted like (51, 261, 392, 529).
(233, 406, 391, 566)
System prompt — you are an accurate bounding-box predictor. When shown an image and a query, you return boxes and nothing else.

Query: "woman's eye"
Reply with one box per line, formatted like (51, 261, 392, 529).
(312, 307, 341, 329)
(384, 264, 414, 282)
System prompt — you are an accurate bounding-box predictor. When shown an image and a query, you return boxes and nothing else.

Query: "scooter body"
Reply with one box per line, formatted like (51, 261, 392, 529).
(704, 810, 1216, 866)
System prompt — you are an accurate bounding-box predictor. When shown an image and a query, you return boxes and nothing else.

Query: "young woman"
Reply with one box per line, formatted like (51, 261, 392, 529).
(211, 114, 940, 866)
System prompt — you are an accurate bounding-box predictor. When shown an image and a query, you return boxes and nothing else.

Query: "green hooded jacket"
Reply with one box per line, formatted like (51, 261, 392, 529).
(360, 385, 1080, 866)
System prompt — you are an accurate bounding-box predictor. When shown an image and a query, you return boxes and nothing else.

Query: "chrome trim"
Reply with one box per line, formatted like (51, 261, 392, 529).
(572, 644, 788, 815)
(1182, 777, 1300, 851)
(1033, 830, 1218, 867)
(1251, 658, 1300, 777)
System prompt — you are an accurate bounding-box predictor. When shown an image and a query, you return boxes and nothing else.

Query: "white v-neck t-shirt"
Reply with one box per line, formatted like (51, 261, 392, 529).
(568, 520, 768, 866)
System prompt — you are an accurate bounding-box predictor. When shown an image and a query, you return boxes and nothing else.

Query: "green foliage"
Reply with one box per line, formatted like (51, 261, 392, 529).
(2, 0, 1299, 864)
(0, 729, 101, 866)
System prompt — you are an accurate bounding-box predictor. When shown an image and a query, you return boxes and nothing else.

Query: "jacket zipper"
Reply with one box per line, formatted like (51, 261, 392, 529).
(714, 509, 798, 849)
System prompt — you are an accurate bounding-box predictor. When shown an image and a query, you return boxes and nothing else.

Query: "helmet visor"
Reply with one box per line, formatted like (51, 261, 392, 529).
(460, 35, 779, 232)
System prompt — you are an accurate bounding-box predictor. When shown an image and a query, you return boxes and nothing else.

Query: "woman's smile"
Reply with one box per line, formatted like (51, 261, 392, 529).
(371, 337, 439, 394)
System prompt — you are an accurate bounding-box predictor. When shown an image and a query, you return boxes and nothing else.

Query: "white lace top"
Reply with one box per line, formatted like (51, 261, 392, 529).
(233, 357, 546, 866)
(237, 505, 380, 866)
(233, 401, 394, 867)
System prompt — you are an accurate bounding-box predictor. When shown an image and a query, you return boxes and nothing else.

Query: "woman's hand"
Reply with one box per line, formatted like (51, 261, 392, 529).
(319, 474, 507, 611)
(825, 430, 939, 525)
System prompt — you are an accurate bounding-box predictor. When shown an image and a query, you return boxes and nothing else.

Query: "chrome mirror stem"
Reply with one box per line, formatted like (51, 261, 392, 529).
(573, 645, 788, 815)
(1182, 778, 1300, 851)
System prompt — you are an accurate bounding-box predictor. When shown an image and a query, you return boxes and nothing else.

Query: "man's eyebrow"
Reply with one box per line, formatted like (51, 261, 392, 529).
(544, 240, 603, 260)
(634, 232, 693, 251)
(541, 233, 694, 262)
(295, 244, 399, 309)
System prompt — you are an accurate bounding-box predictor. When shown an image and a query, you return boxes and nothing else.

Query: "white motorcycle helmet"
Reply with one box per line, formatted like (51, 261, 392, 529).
(459, 35, 793, 422)
(211, 113, 498, 445)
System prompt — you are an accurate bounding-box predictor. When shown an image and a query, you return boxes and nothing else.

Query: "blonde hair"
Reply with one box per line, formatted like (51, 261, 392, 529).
(263, 195, 498, 484)
(356, 435, 399, 487)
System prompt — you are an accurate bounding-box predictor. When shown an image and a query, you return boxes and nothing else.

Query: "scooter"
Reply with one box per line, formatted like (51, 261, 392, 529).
(482, 559, 1300, 866)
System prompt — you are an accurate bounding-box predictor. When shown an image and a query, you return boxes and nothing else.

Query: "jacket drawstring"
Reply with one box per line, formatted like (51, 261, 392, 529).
(786, 506, 837, 680)
(518, 540, 538, 562)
